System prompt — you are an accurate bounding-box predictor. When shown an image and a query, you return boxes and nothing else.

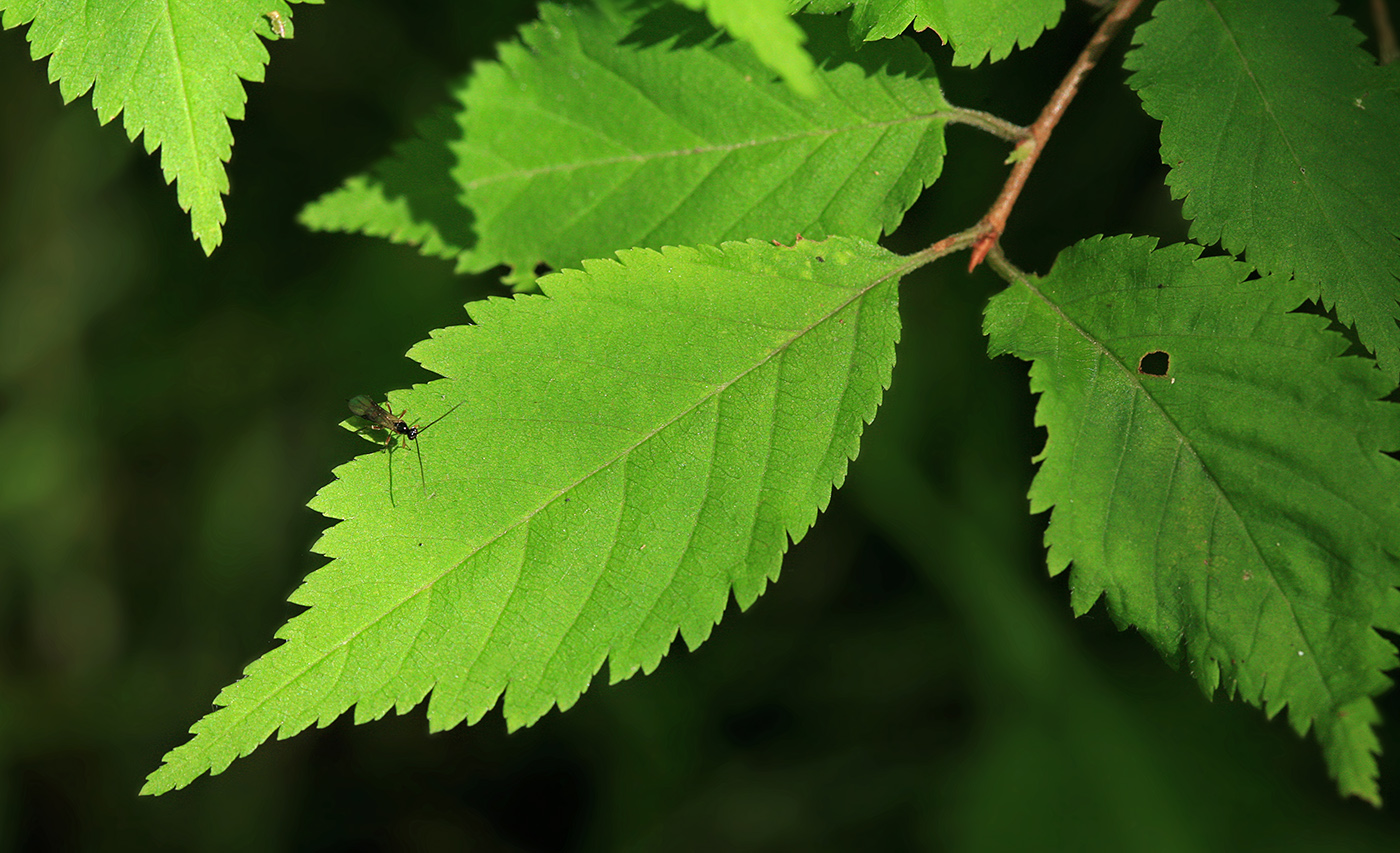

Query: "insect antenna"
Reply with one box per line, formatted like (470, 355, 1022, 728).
(415, 401, 464, 435)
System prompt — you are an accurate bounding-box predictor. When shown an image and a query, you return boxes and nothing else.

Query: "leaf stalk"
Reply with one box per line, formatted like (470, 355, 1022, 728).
(905, 226, 985, 269)
(943, 107, 1030, 142)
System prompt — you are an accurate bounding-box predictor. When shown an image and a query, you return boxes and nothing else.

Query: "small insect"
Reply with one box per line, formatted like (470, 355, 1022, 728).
(348, 395, 461, 505)
(266, 10, 286, 38)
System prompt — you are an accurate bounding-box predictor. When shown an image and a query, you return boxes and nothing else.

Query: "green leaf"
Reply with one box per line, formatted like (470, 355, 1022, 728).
(985, 235, 1400, 804)
(677, 0, 818, 96)
(0, 0, 308, 254)
(306, 1, 960, 286)
(298, 105, 473, 264)
(451, 0, 948, 284)
(142, 236, 907, 794)
(791, 0, 1063, 65)
(1125, 0, 1400, 377)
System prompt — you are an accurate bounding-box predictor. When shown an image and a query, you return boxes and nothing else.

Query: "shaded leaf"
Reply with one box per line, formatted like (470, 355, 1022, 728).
(793, 0, 1063, 65)
(305, 0, 951, 285)
(143, 236, 907, 794)
(456, 0, 948, 284)
(0, 0, 310, 253)
(1126, 0, 1400, 376)
(303, 0, 952, 285)
(298, 105, 472, 263)
(985, 235, 1400, 804)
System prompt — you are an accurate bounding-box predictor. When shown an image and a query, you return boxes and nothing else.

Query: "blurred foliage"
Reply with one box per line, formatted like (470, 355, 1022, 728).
(1, 0, 1398, 850)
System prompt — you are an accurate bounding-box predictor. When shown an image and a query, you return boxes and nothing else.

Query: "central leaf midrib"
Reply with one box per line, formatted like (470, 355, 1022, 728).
(460, 112, 950, 190)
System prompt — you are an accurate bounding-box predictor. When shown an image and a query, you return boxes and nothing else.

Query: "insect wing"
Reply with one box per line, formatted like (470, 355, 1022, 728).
(348, 395, 393, 426)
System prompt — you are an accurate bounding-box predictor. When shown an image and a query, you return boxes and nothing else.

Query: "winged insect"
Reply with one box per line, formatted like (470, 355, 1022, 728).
(348, 395, 460, 505)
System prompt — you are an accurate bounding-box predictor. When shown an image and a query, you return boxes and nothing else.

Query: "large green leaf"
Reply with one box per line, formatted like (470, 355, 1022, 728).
(0, 0, 307, 254)
(304, 1, 953, 285)
(985, 235, 1400, 804)
(1126, 0, 1400, 377)
(793, 0, 1063, 65)
(142, 236, 907, 794)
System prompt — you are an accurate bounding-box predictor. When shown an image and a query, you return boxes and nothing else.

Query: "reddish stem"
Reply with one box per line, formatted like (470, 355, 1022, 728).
(967, 0, 1146, 272)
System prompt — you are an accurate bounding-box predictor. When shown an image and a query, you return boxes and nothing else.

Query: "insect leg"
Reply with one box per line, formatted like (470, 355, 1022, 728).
(386, 439, 397, 508)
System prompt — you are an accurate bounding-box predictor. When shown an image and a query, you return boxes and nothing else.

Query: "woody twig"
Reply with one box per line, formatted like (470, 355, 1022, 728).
(966, 0, 1145, 272)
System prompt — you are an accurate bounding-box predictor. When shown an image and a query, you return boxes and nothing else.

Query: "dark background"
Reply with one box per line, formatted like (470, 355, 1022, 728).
(1, 1, 1398, 849)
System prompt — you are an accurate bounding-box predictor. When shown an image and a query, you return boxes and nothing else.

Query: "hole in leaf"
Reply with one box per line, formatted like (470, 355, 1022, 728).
(1138, 351, 1170, 376)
